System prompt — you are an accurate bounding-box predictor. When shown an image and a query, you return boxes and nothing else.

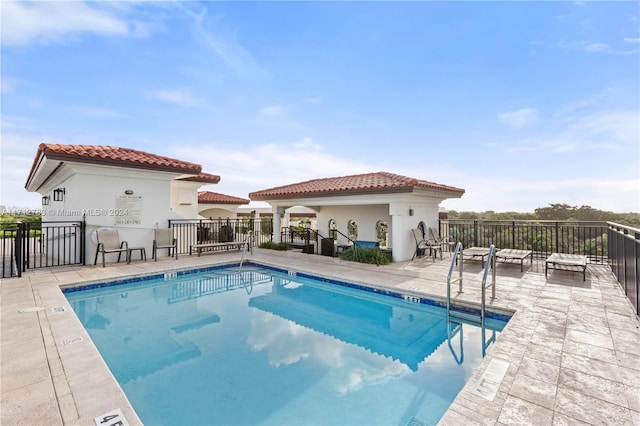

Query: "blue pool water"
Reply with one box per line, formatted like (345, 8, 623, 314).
(64, 263, 509, 426)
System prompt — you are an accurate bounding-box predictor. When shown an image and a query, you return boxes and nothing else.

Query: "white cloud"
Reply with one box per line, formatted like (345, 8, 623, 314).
(439, 172, 640, 213)
(145, 88, 206, 107)
(66, 106, 127, 119)
(190, 8, 265, 78)
(498, 108, 539, 128)
(169, 137, 372, 201)
(1, 0, 134, 46)
(259, 104, 285, 117)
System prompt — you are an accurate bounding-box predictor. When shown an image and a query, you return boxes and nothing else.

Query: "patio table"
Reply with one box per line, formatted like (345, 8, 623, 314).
(127, 247, 146, 263)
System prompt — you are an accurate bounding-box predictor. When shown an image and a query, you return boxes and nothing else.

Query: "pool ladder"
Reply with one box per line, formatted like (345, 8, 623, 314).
(238, 232, 254, 273)
(446, 242, 497, 359)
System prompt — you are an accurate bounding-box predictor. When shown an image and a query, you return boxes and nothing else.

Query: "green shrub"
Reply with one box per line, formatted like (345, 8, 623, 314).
(339, 246, 392, 266)
(259, 241, 289, 251)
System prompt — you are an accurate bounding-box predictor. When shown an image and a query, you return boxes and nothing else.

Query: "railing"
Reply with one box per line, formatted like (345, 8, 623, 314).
(608, 223, 639, 317)
(0, 220, 85, 278)
(1, 222, 22, 278)
(441, 219, 608, 263)
(281, 227, 314, 253)
(168, 218, 273, 255)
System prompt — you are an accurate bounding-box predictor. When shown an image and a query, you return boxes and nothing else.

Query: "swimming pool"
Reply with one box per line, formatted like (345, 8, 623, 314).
(64, 263, 509, 426)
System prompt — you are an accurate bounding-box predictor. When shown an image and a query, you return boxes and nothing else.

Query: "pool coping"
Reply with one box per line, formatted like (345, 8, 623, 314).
(2, 249, 639, 425)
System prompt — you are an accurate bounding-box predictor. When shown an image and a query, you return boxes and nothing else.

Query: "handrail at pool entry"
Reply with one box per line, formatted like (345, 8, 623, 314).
(446, 243, 497, 331)
(446, 242, 464, 324)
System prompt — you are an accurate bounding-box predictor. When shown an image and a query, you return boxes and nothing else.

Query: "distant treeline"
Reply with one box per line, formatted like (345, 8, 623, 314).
(446, 203, 639, 228)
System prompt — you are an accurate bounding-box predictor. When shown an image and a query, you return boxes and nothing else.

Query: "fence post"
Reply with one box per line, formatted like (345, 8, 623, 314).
(15, 222, 23, 277)
(81, 215, 86, 265)
(473, 220, 478, 247)
(555, 222, 559, 253)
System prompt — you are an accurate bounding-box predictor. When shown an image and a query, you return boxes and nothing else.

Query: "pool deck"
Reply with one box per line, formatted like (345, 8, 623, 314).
(1, 248, 639, 425)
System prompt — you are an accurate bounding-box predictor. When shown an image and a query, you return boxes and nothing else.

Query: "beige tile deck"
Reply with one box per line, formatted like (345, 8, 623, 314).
(1, 248, 639, 425)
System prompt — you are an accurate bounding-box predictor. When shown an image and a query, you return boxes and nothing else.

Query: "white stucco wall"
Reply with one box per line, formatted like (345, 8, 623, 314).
(262, 191, 449, 262)
(37, 163, 195, 263)
(316, 204, 389, 244)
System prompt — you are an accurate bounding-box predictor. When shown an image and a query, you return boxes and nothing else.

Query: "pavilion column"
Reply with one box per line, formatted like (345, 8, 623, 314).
(273, 207, 285, 243)
(390, 213, 405, 262)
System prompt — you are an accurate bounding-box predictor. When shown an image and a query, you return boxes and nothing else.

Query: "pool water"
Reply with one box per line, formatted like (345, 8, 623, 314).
(64, 264, 508, 426)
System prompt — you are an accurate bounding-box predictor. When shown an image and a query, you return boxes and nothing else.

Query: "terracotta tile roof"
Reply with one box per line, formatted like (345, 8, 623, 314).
(198, 191, 250, 205)
(178, 172, 221, 184)
(249, 171, 465, 200)
(26, 143, 202, 186)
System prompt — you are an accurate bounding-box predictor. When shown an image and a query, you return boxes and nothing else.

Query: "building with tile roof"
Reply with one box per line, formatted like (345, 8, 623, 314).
(197, 191, 250, 218)
(250, 172, 464, 261)
(25, 143, 223, 262)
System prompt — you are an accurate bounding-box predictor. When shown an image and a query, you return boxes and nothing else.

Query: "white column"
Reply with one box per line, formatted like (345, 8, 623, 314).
(390, 213, 405, 262)
(273, 206, 286, 243)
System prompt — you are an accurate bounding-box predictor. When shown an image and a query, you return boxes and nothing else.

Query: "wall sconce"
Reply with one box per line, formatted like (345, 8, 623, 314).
(409, 208, 414, 216)
(53, 188, 65, 202)
(42, 196, 50, 206)
(124, 189, 134, 195)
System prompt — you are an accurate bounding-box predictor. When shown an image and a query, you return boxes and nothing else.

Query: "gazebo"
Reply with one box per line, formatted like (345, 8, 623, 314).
(249, 171, 464, 262)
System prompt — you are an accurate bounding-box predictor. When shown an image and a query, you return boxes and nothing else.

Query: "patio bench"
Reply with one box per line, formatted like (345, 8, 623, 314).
(189, 241, 247, 257)
(495, 249, 533, 272)
(545, 253, 587, 281)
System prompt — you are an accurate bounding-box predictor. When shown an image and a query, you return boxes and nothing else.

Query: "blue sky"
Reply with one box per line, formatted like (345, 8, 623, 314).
(2, 1, 639, 213)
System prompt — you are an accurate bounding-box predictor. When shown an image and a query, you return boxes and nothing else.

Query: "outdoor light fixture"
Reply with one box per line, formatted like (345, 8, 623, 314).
(53, 188, 65, 201)
(409, 208, 414, 216)
(124, 189, 134, 195)
(42, 196, 50, 206)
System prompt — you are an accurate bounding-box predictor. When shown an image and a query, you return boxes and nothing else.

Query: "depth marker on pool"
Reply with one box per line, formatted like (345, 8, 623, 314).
(471, 358, 509, 401)
(94, 408, 129, 426)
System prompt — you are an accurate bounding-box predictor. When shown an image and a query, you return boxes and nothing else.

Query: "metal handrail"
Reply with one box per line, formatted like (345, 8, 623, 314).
(238, 233, 253, 273)
(446, 242, 464, 324)
(480, 244, 497, 329)
(447, 322, 464, 365)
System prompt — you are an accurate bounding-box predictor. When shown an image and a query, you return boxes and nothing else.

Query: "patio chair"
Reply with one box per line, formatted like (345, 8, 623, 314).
(152, 228, 178, 261)
(429, 227, 456, 256)
(94, 229, 128, 268)
(411, 228, 441, 262)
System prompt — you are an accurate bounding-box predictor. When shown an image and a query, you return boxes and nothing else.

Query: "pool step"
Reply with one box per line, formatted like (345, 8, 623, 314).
(449, 310, 483, 326)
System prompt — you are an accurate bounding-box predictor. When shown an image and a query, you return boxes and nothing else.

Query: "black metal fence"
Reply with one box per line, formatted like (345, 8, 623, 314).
(0, 220, 85, 278)
(168, 218, 273, 255)
(608, 223, 639, 317)
(441, 220, 608, 263)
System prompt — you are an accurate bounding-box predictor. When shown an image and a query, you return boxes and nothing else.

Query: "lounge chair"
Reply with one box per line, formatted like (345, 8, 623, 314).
(429, 227, 456, 256)
(411, 228, 441, 262)
(94, 229, 128, 267)
(152, 228, 178, 261)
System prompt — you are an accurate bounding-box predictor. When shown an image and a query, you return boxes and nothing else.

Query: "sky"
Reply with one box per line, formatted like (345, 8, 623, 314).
(1, 1, 639, 213)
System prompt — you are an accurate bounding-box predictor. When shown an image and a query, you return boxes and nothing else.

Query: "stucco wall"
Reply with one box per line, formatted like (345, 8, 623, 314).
(38, 164, 190, 263)
(316, 204, 390, 245)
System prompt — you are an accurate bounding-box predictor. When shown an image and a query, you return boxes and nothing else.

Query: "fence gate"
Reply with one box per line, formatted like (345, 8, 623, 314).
(0, 221, 86, 278)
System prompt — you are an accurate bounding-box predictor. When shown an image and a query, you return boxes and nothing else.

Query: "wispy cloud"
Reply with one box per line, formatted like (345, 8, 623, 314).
(0, 0, 140, 46)
(190, 8, 265, 78)
(66, 106, 127, 119)
(255, 103, 305, 130)
(259, 104, 285, 117)
(145, 88, 207, 107)
(498, 108, 539, 128)
(502, 107, 638, 154)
